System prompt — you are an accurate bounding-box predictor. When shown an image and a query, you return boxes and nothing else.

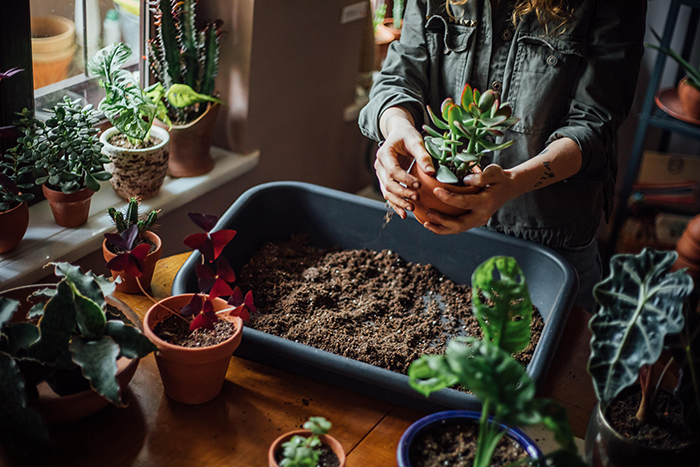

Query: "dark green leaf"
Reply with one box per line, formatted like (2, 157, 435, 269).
(93, 171, 112, 181)
(84, 171, 100, 192)
(27, 302, 45, 320)
(105, 321, 157, 358)
(408, 354, 460, 397)
(27, 281, 77, 364)
(5, 323, 40, 354)
(69, 335, 122, 406)
(54, 263, 106, 310)
(74, 295, 106, 339)
(670, 306, 700, 435)
(0, 297, 19, 328)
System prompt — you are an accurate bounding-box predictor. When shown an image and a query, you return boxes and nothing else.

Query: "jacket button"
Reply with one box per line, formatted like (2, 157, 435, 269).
(491, 80, 502, 92)
(501, 29, 513, 41)
(546, 55, 558, 66)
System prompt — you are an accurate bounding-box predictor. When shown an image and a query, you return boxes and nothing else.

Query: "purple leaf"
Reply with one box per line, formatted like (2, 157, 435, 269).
(187, 212, 219, 232)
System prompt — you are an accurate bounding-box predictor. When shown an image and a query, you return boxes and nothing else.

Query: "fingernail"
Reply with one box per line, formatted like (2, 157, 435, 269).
(425, 166, 435, 174)
(412, 182, 420, 189)
(463, 175, 473, 184)
(406, 205, 413, 211)
(411, 194, 418, 201)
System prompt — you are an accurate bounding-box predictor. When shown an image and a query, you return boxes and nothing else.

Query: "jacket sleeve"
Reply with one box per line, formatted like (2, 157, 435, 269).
(546, 0, 647, 181)
(358, 0, 431, 142)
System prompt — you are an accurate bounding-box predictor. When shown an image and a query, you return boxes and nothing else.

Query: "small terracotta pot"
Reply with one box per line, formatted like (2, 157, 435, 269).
(42, 185, 94, 228)
(268, 430, 346, 467)
(31, 16, 76, 89)
(678, 77, 700, 121)
(143, 295, 243, 404)
(102, 231, 162, 294)
(383, 18, 402, 42)
(154, 103, 220, 178)
(100, 126, 170, 200)
(0, 202, 29, 254)
(374, 24, 395, 70)
(409, 163, 480, 225)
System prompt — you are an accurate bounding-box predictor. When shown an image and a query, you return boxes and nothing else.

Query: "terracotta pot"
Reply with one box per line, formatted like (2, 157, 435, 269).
(102, 231, 162, 294)
(383, 18, 402, 42)
(268, 430, 346, 467)
(143, 294, 243, 404)
(374, 24, 395, 70)
(0, 284, 141, 425)
(100, 126, 170, 200)
(397, 411, 542, 466)
(42, 185, 94, 228)
(0, 202, 29, 254)
(585, 400, 700, 467)
(673, 214, 700, 282)
(154, 103, 220, 177)
(31, 16, 76, 89)
(409, 163, 480, 224)
(678, 77, 700, 121)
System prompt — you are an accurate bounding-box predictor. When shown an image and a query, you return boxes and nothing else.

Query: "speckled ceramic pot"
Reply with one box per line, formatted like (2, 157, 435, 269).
(100, 126, 170, 200)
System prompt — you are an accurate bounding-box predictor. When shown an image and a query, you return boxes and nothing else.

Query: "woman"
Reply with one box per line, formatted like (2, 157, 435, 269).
(359, 0, 647, 312)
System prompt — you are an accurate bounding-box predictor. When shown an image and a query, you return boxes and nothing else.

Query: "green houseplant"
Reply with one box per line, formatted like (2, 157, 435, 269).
(404, 256, 584, 467)
(148, 0, 225, 177)
(586, 248, 700, 466)
(410, 83, 519, 224)
(268, 416, 346, 467)
(7, 98, 112, 227)
(0, 262, 157, 458)
(102, 197, 162, 294)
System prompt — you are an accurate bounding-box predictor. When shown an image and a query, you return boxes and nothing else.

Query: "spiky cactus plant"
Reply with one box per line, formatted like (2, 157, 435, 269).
(148, 0, 222, 124)
(108, 197, 159, 236)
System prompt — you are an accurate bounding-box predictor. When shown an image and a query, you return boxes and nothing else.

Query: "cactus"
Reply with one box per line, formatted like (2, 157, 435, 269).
(148, 0, 222, 123)
(393, 0, 404, 29)
(108, 198, 158, 236)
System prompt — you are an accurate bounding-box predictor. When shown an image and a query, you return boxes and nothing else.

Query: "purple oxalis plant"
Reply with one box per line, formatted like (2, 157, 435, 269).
(104, 225, 151, 277)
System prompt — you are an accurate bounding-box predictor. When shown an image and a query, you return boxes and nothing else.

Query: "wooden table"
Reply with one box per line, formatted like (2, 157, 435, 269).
(1, 253, 597, 467)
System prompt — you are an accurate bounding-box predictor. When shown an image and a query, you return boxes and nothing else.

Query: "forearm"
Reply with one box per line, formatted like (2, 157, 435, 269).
(379, 106, 416, 139)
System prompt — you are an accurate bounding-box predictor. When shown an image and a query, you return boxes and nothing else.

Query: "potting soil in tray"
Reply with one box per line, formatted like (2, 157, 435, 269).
(153, 313, 237, 348)
(238, 236, 543, 375)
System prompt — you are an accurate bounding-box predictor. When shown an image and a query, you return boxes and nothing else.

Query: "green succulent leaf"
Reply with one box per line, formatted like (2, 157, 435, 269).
(441, 98, 455, 120)
(27, 281, 77, 364)
(424, 136, 445, 160)
(480, 115, 509, 127)
(455, 153, 481, 163)
(93, 171, 112, 181)
(478, 90, 496, 113)
(69, 335, 122, 406)
(303, 417, 331, 435)
(471, 256, 533, 354)
(589, 249, 693, 407)
(461, 83, 474, 108)
(423, 125, 443, 139)
(436, 165, 459, 184)
(427, 106, 449, 131)
(104, 321, 157, 359)
(84, 171, 100, 192)
(478, 139, 515, 152)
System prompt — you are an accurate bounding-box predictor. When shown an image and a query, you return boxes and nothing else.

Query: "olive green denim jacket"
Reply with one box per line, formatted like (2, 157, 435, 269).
(359, 0, 646, 247)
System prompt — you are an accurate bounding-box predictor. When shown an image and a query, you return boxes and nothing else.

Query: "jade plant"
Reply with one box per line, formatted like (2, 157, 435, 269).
(7, 98, 112, 194)
(423, 84, 520, 184)
(409, 256, 584, 467)
(280, 417, 333, 467)
(148, 0, 224, 124)
(588, 248, 699, 433)
(0, 262, 157, 458)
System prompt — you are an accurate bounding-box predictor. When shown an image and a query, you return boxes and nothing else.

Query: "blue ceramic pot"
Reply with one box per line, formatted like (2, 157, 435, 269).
(397, 410, 542, 467)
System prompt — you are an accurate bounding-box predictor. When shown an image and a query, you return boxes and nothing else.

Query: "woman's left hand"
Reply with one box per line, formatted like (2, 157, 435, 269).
(422, 164, 519, 235)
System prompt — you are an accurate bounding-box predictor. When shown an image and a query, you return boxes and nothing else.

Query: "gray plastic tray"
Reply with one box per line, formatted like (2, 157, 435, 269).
(172, 182, 578, 412)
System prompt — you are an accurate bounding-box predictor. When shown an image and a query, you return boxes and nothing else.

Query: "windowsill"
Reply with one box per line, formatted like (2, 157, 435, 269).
(0, 147, 260, 290)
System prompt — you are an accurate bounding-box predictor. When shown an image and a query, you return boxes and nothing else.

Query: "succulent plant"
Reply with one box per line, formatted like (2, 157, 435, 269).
(7, 99, 112, 194)
(423, 84, 520, 184)
(280, 417, 333, 467)
(108, 197, 159, 236)
(148, 0, 224, 124)
(392, 0, 404, 29)
(0, 165, 33, 212)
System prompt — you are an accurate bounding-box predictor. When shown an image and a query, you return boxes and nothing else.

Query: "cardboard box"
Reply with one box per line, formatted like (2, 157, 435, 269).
(638, 151, 700, 184)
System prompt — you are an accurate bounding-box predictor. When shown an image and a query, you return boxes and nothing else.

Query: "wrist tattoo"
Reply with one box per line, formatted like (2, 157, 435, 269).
(534, 160, 555, 188)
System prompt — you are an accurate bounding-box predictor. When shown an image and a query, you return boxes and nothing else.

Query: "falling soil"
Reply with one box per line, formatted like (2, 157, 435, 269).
(106, 235, 157, 255)
(238, 236, 543, 375)
(607, 385, 698, 449)
(153, 313, 236, 348)
(409, 421, 528, 467)
(274, 442, 339, 467)
(107, 133, 162, 149)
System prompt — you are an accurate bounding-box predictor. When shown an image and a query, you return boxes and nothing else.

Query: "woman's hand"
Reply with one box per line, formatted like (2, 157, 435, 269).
(375, 107, 434, 219)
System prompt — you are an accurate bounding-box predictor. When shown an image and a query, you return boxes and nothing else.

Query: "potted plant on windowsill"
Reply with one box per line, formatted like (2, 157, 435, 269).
(403, 256, 585, 467)
(139, 212, 254, 404)
(268, 416, 345, 467)
(0, 262, 157, 458)
(411, 83, 519, 225)
(383, 0, 404, 41)
(586, 248, 700, 467)
(103, 197, 161, 294)
(7, 98, 112, 228)
(149, 0, 225, 178)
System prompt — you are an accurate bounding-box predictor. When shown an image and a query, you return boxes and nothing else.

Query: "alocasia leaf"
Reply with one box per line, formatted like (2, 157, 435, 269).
(471, 256, 533, 354)
(104, 321, 158, 359)
(69, 335, 122, 406)
(589, 249, 693, 407)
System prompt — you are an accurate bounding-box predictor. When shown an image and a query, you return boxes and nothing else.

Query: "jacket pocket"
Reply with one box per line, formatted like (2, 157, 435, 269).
(508, 34, 586, 134)
(425, 15, 475, 101)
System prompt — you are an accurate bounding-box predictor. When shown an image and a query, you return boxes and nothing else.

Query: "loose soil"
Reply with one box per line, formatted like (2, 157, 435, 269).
(152, 313, 236, 348)
(274, 442, 339, 467)
(106, 235, 157, 255)
(238, 236, 543, 375)
(607, 385, 698, 449)
(108, 134, 162, 149)
(409, 421, 528, 467)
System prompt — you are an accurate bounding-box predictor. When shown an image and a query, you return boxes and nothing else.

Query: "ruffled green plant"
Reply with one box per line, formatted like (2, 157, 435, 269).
(108, 197, 159, 236)
(280, 417, 332, 467)
(423, 84, 520, 184)
(0, 262, 157, 458)
(409, 257, 584, 467)
(148, 0, 224, 124)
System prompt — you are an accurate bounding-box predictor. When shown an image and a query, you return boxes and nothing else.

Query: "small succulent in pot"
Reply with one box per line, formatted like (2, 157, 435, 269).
(278, 417, 335, 467)
(108, 197, 159, 237)
(423, 84, 519, 184)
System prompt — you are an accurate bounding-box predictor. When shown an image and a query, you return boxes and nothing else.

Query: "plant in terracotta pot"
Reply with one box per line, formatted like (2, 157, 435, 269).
(7, 98, 112, 228)
(142, 212, 255, 404)
(148, 0, 225, 177)
(585, 248, 700, 467)
(268, 416, 345, 467)
(411, 83, 519, 224)
(0, 262, 157, 458)
(103, 197, 162, 294)
(404, 256, 584, 467)
(646, 30, 700, 120)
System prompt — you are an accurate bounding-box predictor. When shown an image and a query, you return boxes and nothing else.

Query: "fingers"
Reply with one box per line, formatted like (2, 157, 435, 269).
(405, 135, 435, 175)
(463, 164, 506, 187)
(423, 209, 488, 235)
(432, 187, 475, 210)
(375, 145, 419, 193)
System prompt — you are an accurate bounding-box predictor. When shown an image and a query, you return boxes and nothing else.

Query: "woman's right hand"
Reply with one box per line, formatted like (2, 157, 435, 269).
(375, 107, 434, 219)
